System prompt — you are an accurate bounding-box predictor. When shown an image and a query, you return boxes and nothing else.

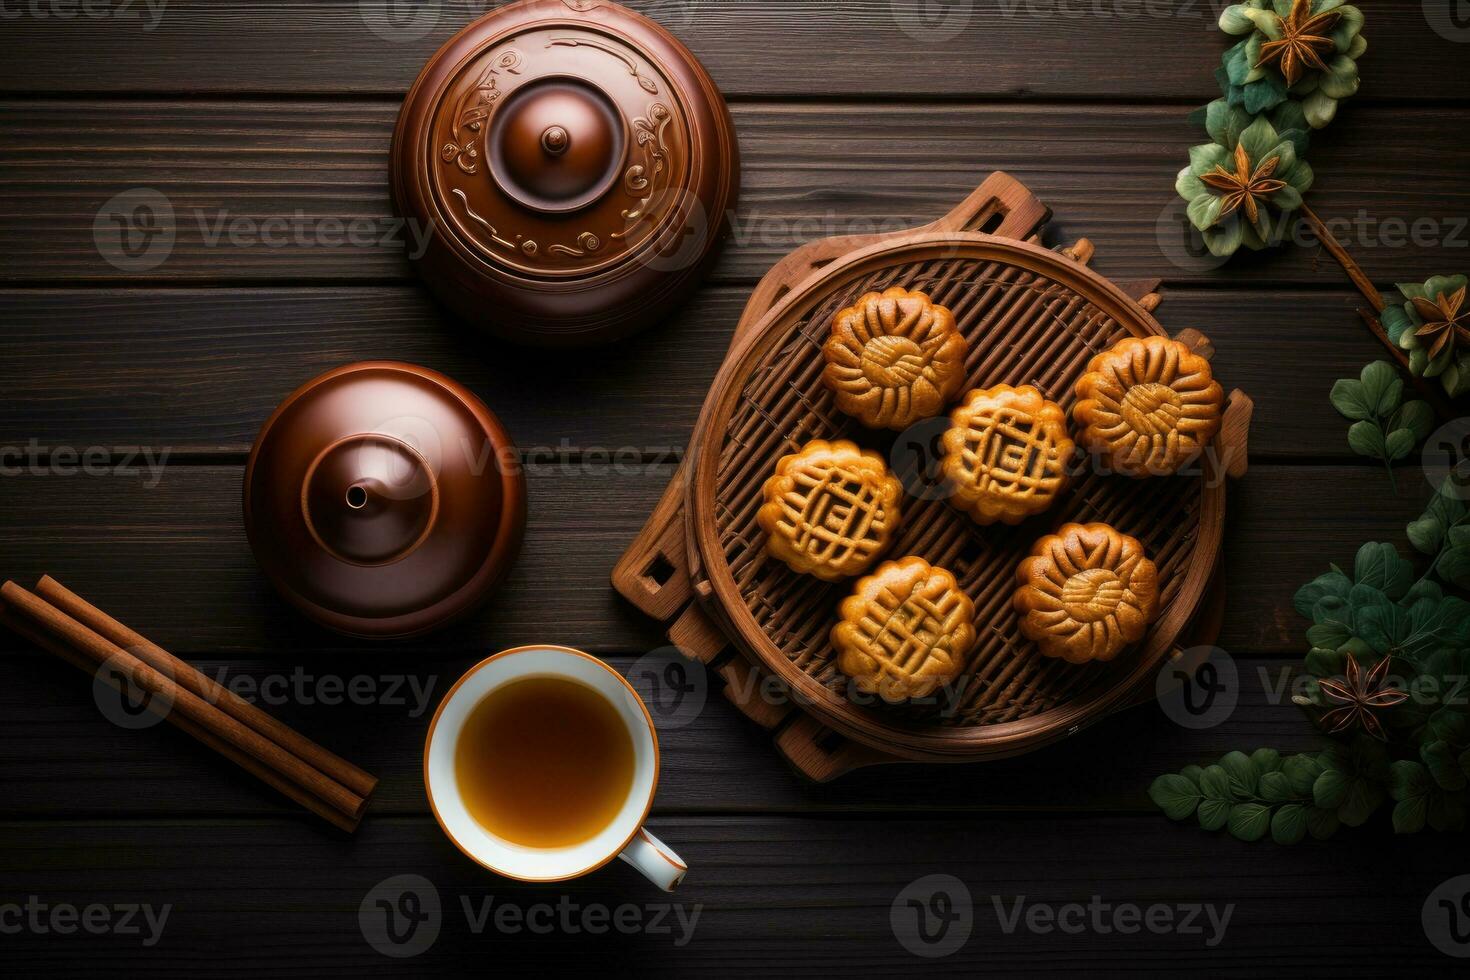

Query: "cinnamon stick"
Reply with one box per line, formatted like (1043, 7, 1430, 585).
(35, 575, 377, 800)
(0, 582, 368, 828)
(1299, 204, 1386, 312)
(0, 608, 361, 833)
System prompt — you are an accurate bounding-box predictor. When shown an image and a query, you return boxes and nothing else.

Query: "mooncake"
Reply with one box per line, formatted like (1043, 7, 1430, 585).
(821, 287, 968, 430)
(756, 439, 903, 581)
(940, 384, 1074, 525)
(1013, 522, 1159, 664)
(1073, 336, 1223, 477)
(832, 557, 977, 703)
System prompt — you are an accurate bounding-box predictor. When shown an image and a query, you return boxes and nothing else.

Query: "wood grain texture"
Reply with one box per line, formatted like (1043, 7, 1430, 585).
(0, 462, 1437, 656)
(0, 286, 1391, 459)
(3, 101, 1466, 285)
(0, 649, 1327, 817)
(0, 815, 1455, 975)
(0, 0, 1460, 101)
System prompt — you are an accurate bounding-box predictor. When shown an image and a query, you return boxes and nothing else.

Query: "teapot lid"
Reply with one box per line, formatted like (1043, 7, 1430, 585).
(390, 0, 739, 345)
(243, 362, 526, 638)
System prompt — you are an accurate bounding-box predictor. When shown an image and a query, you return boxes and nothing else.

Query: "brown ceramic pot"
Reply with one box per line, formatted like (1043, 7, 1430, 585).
(390, 0, 740, 346)
(243, 362, 527, 639)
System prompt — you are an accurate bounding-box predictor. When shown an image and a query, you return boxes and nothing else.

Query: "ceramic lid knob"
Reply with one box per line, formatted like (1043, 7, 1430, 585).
(301, 434, 440, 567)
(243, 362, 526, 639)
(488, 79, 625, 213)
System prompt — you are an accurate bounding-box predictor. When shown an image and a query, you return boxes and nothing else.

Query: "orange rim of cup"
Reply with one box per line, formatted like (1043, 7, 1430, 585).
(422, 644, 662, 883)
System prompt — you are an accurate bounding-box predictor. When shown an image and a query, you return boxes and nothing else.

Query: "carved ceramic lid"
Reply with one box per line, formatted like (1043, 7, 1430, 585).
(243, 362, 527, 639)
(391, 0, 739, 345)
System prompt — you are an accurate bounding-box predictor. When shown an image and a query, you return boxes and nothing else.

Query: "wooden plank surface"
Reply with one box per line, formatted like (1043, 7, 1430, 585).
(0, 815, 1455, 975)
(0, 649, 1326, 817)
(0, 462, 1436, 656)
(0, 0, 1461, 102)
(0, 286, 1398, 459)
(3, 101, 1466, 286)
(4, 2, 1467, 974)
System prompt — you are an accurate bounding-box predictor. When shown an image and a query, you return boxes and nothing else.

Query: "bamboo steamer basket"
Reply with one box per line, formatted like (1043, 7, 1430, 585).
(614, 173, 1251, 780)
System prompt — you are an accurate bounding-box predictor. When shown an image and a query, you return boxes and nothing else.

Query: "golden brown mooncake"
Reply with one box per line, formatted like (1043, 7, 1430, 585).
(1073, 336, 1224, 478)
(821, 287, 968, 430)
(1014, 522, 1160, 664)
(940, 384, 1075, 525)
(832, 557, 977, 703)
(756, 439, 903, 581)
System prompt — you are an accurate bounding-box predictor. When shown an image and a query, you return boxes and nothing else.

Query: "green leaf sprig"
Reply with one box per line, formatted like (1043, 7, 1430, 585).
(1328, 360, 1432, 487)
(1149, 744, 1384, 844)
(1152, 482, 1470, 840)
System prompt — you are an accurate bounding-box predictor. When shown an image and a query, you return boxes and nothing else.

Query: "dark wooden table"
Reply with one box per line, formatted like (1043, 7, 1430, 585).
(2, 1, 1469, 975)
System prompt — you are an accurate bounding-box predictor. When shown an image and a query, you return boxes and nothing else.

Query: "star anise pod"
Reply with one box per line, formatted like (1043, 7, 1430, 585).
(1411, 284, 1470, 362)
(1198, 144, 1288, 224)
(1255, 0, 1341, 87)
(1317, 655, 1409, 741)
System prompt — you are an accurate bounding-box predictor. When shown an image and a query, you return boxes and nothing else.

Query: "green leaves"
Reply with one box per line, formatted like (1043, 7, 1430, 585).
(1404, 487, 1470, 597)
(1330, 361, 1431, 480)
(1353, 542, 1414, 598)
(1332, 361, 1400, 419)
(1149, 749, 1344, 844)
(1388, 759, 1468, 834)
(1148, 773, 1202, 821)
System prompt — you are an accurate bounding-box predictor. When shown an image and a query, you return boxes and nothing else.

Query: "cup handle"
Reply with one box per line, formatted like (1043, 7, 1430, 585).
(618, 827, 687, 891)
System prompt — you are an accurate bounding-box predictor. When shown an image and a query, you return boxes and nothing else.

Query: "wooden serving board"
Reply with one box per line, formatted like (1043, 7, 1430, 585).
(613, 173, 1251, 781)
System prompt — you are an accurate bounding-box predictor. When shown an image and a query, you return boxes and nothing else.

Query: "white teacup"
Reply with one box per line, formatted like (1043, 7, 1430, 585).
(423, 645, 686, 891)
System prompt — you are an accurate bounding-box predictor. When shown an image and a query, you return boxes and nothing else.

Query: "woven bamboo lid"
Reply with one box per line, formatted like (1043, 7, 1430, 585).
(390, 0, 740, 346)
